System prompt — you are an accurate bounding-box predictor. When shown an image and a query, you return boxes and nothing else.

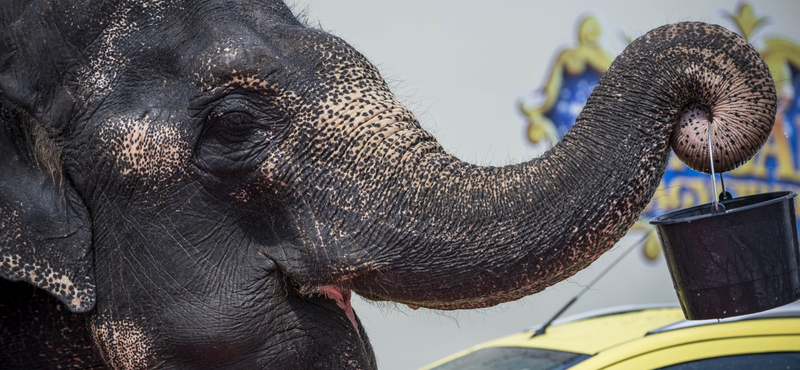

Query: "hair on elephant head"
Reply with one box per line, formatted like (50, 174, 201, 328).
(0, 1, 776, 369)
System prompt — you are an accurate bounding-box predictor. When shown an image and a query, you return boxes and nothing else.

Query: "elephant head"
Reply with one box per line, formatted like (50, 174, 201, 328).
(0, 0, 776, 369)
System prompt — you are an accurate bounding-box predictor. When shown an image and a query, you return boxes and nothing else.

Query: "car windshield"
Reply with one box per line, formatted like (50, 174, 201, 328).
(429, 347, 590, 370)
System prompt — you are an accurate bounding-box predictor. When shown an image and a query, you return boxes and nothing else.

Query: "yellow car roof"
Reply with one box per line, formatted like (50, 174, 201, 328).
(421, 305, 685, 369)
(420, 302, 800, 370)
(482, 307, 685, 355)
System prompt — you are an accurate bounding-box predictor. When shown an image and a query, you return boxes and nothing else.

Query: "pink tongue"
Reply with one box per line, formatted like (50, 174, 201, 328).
(318, 285, 359, 334)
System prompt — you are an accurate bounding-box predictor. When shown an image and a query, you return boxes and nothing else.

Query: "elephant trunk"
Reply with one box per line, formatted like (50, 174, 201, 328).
(296, 22, 775, 310)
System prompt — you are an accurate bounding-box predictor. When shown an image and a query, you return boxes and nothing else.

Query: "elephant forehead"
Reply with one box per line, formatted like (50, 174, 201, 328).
(76, 0, 173, 99)
(96, 115, 190, 181)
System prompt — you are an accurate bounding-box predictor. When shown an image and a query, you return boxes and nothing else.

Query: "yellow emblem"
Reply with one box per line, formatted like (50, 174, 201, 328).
(520, 16, 614, 148)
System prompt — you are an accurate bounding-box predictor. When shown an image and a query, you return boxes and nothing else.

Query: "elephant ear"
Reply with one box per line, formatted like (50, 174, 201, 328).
(0, 104, 95, 313)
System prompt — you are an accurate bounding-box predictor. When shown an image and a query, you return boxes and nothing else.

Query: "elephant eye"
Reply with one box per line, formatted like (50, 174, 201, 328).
(206, 111, 265, 144)
(193, 98, 285, 177)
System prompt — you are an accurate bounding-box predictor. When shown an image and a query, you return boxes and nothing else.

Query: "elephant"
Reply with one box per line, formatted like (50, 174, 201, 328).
(0, 0, 777, 369)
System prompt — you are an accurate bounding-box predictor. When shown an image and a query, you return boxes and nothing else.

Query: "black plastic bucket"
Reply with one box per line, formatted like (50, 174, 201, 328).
(650, 191, 800, 320)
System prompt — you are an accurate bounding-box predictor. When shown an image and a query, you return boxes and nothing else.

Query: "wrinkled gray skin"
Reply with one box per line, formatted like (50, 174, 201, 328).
(0, 0, 776, 369)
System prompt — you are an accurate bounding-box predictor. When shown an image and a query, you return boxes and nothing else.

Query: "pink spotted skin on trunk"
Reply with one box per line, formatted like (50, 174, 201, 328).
(318, 285, 358, 334)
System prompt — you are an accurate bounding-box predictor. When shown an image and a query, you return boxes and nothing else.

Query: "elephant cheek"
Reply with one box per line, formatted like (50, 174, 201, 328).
(97, 115, 190, 185)
(91, 314, 154, 370)
(224, 153, 287, 203)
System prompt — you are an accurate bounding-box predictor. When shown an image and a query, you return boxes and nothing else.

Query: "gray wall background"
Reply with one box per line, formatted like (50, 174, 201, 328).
(294, 1, 800, 369)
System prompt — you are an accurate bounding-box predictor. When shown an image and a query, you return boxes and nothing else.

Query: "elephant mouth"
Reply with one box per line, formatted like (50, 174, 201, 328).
(318, 285, 359, 334)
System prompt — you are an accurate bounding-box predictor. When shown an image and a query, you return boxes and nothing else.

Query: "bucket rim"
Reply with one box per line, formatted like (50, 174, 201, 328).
(649, 191, 797, 225)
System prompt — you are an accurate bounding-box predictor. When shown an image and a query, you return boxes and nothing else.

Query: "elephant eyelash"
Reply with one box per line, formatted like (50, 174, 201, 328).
(203, 112, 270, 144)
(204, 91, 287, 128)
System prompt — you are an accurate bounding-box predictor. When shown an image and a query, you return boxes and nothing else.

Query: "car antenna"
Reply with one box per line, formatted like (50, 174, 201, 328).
(531, 233, 650, 337)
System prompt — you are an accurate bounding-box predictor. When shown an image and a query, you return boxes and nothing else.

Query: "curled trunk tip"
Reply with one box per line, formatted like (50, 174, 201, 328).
(664, 23, 777, 173)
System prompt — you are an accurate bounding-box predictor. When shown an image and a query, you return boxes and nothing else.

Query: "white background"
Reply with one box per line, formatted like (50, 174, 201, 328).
(293, 1, 800, 369)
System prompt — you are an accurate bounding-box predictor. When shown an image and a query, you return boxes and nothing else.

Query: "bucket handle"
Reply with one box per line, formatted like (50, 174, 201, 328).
(707, 121, 719, 209)
(708, 122, 733, 213)
(718, 173, 732, 202)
